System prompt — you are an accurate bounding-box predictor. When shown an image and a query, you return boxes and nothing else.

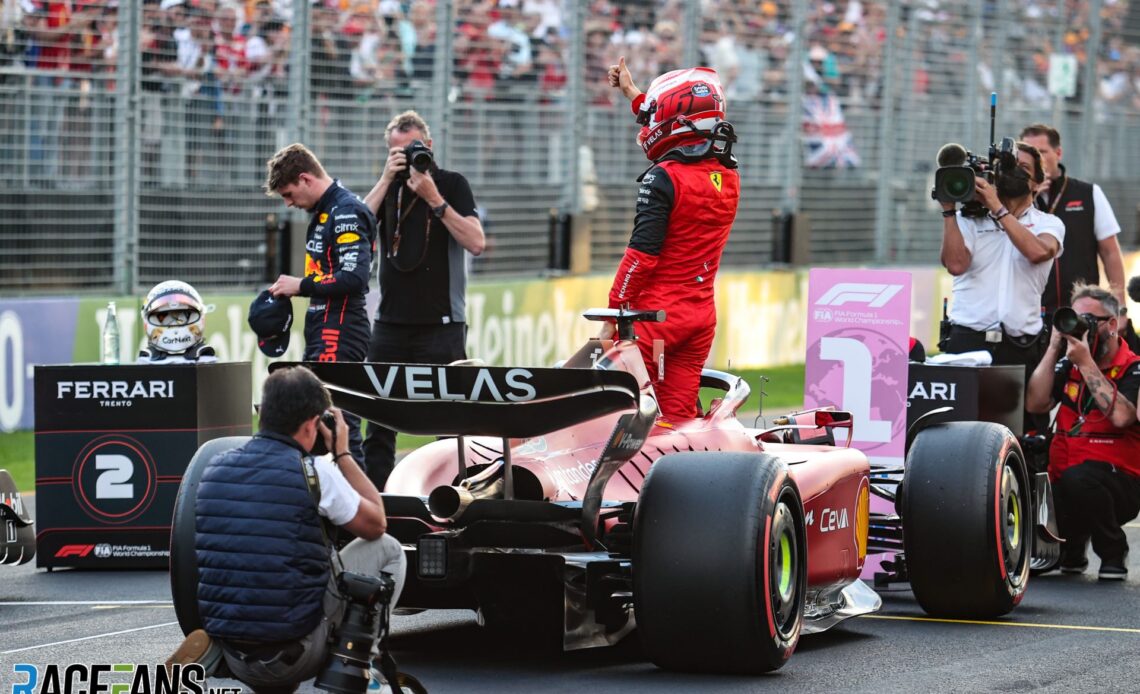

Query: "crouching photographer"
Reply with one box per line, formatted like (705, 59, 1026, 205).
(1026, 284, 1140, 580)
(937, 139, 1064, 435)
(166, 366, 412, 693)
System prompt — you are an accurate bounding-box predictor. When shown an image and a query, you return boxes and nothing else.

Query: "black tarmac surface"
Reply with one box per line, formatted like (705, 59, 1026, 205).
(4, 507, 1140, 694)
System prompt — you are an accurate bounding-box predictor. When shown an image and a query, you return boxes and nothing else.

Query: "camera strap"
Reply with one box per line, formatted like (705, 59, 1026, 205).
(299, 453, 348, 581)
(385, 186, 432, 273)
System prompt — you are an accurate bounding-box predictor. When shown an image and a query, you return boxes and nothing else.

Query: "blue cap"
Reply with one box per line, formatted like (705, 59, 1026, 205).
(247, 290, 292, 357)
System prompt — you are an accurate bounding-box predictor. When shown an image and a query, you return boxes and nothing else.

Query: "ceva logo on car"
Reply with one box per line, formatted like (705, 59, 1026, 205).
(805, 507, 849, 533)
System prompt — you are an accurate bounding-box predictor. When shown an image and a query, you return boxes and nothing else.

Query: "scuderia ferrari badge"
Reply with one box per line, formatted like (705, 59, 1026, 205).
(709, 171, 722, 192)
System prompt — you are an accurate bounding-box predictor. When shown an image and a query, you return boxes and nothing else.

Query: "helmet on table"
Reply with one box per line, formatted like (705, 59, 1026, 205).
(141, 280, 209, 356)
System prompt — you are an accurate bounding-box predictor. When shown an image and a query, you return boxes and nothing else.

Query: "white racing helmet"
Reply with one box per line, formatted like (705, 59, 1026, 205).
(141, 280, 210, 356)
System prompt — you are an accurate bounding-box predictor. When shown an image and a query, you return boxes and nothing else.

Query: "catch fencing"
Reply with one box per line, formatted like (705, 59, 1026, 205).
(1, 0, 1138, 294)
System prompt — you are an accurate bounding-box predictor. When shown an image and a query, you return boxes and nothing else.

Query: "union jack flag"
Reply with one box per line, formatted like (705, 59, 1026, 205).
(802, 94, 861, 169)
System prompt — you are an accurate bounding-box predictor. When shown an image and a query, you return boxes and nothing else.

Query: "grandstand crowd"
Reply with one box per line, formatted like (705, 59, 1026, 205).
(1, 0, 1136, 110)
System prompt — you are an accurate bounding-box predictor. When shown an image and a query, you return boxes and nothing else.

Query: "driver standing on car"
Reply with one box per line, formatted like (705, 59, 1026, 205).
(1026, 283, 1140, 580)
(602, 57, 740, 424)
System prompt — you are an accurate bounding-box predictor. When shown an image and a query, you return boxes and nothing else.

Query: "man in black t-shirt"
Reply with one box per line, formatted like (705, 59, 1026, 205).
(361, 110, 485, 491)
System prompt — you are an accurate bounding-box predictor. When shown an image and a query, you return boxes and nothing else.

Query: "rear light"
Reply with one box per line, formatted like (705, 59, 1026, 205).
(417, 536, 448, 579)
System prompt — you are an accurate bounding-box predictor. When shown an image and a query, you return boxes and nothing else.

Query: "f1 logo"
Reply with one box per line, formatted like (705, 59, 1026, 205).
(55, 544, 94, 558)
(816, 283, 904, 308)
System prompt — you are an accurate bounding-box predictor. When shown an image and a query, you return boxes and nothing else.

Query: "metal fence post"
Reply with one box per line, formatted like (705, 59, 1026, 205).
(964, 0, 984, 149)
(681, 1, 700, 70)
(781, 0, 807, 216)
(565, 0, 584, 216)
(431, 0, 455, 161)
(113, 0, 141, 294)
(286, 0, 311, 147)
(1078, 0, 1104, 179)
(872, 0, 902, 264)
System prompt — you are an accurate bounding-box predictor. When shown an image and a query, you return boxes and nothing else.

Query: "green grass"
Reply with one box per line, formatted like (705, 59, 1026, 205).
(0, 363, 805, 492)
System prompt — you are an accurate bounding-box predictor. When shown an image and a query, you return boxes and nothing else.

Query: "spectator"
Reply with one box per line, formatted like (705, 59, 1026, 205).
(310, 1, 351, 98)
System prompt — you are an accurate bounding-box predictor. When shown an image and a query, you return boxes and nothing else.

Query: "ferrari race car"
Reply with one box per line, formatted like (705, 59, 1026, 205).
(170, 309, 1049, 673)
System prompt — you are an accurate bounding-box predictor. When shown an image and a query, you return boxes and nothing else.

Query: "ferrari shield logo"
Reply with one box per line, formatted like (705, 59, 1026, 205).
(709, 171, 722, 192)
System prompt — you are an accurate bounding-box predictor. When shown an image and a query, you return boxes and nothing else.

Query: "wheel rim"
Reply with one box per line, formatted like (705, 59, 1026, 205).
(769, 501, 799, 637)
(1000, 462, 1025, 579)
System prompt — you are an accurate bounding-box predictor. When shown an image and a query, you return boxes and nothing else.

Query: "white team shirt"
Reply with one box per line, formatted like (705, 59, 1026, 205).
(948, 205, 1065, 336)
(1090, 184, 1121, 241)
(312, 454, 362, 526)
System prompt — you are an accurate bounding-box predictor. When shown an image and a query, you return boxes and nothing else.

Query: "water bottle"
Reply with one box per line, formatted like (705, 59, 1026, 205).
(102, 301, 120, 365)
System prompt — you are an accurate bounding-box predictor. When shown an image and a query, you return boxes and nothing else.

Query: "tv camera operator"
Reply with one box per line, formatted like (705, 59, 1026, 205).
(936, 138, 1064, 436)
(361, 110, 485, 492)
(1026, 284, 1140, 580)
(166, 365, 410, 692)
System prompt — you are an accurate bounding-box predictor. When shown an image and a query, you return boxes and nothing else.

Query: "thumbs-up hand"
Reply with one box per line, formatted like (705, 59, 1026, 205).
(607, 55, 641, 101)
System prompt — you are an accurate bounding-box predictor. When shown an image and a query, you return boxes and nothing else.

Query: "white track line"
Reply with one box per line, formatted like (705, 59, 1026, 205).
(0, 600, 172, 606)
(2, 621, 179, 654)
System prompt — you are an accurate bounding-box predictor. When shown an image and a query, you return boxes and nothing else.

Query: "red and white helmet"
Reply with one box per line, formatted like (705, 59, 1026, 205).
(634, 67, 727, 161)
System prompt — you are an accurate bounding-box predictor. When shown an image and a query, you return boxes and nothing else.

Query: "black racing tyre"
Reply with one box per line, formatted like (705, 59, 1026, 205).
(901, 422, 1030, 618)
(170, 436, 249, 636)
(633, 452, 806, 673)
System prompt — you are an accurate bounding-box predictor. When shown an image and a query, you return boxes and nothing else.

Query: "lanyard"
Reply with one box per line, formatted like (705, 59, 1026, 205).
(388, 185, 431, 272)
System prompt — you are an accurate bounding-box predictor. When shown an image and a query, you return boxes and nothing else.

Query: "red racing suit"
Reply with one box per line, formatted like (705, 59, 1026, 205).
(1049, 340, 1140, 481)
(608, 155, 740, 421)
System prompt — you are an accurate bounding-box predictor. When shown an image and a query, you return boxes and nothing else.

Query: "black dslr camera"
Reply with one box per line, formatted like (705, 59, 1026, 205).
(395, 140, 433, 182)
(930, 92, 1017, 218)
(1053, 307, 1099, 342)
(314, 571, 396, 694)
(310, 410, 337, 457)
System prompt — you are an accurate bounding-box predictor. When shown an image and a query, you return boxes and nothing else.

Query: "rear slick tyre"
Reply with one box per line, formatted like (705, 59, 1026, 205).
(901, 422, 1030, 618)
(170, 436, 249, 635)
(633, 452, 806, 673)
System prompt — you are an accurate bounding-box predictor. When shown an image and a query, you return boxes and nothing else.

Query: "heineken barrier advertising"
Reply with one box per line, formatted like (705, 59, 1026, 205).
(1, 264, 1002, 434)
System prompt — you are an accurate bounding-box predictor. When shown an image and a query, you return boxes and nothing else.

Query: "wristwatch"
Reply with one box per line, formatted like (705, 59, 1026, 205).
(431, 201, 449, 219)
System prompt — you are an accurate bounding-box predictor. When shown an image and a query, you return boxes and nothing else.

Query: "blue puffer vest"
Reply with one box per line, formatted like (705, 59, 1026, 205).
(195, 432, 330, 642)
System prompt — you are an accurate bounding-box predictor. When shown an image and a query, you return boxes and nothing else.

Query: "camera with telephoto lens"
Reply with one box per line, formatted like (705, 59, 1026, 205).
(314, 571, 396, 694)
(931, 137, 1019, 218)
(1053, 307, 1099, 342)
(395, 140, 433, 182)
(310, 410, 337, 457)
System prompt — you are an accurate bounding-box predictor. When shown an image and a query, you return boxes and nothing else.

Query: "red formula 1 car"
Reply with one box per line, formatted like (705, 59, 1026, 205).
(170, 309, 1033, 673)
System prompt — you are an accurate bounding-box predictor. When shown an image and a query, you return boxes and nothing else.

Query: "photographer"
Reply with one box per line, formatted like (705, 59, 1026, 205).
(265, 144, 377, 465)
(361, 110, 484, 491)
(939, 141, 1064, 433)
(1026, 284, 1140, 580)
(166, 366, 407, 688)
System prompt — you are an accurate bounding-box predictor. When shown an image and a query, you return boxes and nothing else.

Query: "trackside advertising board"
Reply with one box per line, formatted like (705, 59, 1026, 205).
(0, 265, 971, 433)
(804, 269, 911, 465)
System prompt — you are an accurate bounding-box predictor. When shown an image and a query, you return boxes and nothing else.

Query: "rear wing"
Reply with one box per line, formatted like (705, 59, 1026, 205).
(271, 361, 641, 438)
